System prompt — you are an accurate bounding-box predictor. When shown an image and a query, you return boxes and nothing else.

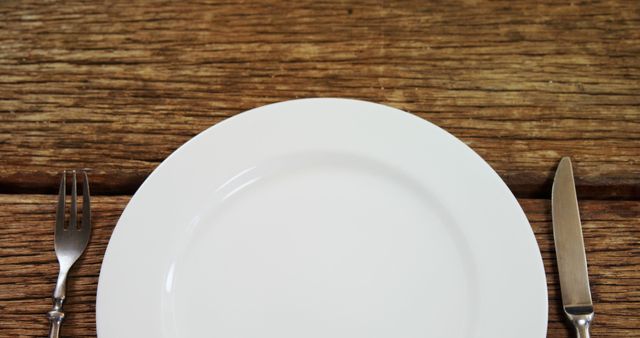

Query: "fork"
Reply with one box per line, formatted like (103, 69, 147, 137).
(47, 170, 91, 338)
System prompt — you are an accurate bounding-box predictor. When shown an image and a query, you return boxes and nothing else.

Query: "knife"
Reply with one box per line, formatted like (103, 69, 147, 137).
(552, 157, 594, 338)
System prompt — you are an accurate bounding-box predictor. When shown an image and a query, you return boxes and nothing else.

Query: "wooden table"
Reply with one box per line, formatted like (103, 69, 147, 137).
(1, 1, 638, 337)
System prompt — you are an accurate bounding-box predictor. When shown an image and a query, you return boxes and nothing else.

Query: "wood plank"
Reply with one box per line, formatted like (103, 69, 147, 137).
(1, 1, 639, 198)
(0, 194, 638, 337)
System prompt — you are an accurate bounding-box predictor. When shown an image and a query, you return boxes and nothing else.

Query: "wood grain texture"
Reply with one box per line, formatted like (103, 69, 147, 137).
(0, 194, 638, 337)
(1, 0, 639, 198)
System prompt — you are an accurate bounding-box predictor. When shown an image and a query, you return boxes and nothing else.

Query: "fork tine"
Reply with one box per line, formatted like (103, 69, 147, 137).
(82, 170, 91, 231)
(70, 170, 77, 229)
(56, 171, 66, 233)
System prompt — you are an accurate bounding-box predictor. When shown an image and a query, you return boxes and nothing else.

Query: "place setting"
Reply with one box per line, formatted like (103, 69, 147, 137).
(47, 99, 595, 338)
(3, 1, 639, 336)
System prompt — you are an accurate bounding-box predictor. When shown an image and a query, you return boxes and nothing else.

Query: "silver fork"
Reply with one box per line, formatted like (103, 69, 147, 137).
(47, 170, 91, 338)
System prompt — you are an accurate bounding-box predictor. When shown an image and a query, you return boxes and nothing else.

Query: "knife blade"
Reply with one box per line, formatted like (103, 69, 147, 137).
(552, 157, 594, 338)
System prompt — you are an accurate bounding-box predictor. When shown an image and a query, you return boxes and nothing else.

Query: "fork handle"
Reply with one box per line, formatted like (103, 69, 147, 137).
(48, 310, 64, 338)
(48, 297, 65, 338)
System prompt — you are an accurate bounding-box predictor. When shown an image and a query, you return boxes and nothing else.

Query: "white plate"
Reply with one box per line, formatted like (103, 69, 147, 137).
(97, 98, 547, 338)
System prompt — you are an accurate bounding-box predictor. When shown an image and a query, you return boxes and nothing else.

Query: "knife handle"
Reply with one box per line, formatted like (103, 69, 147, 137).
(566, 311, 593, 338)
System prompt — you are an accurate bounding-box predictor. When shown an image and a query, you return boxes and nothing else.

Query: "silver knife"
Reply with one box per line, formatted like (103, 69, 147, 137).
(552, 157, 594, 338)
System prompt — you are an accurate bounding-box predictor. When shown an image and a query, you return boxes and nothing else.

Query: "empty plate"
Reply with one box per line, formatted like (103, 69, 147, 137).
(97, 98, 547, 338)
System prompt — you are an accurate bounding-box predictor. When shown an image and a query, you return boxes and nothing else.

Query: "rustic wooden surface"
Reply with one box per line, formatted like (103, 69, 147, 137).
(0, 0, 639, 198)
(0, 0, 639, 337)
(0, 196, 638, 337)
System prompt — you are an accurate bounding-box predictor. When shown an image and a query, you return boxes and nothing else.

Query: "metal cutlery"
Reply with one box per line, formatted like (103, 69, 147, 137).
(552, 157, 594, 338)
(47, 170, 92, 338)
